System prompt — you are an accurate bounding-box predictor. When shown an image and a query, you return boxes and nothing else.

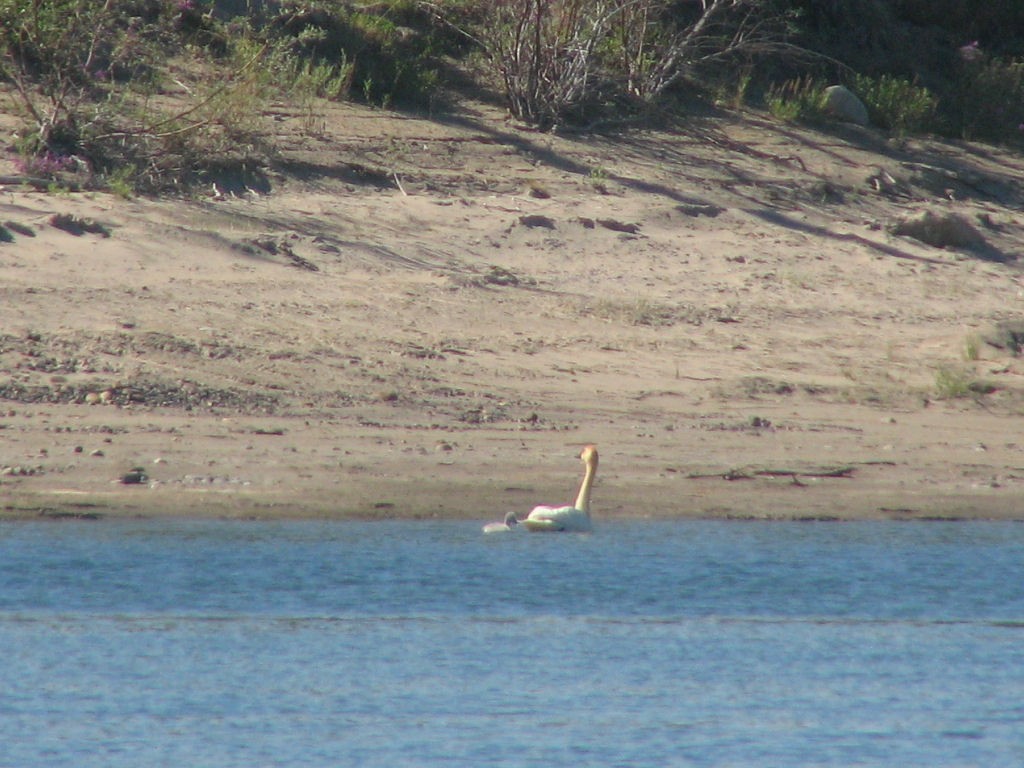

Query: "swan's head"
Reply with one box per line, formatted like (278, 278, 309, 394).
(580, 444, 598, 468)
(504, 511, 519, 527)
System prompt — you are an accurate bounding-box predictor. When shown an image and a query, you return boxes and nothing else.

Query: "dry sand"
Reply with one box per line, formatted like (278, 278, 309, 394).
(3, 98, 1024, 521)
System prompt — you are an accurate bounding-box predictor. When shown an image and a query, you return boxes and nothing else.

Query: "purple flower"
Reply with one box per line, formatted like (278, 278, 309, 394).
(17, 151, 73, 178)
(958, 40, 982, 62)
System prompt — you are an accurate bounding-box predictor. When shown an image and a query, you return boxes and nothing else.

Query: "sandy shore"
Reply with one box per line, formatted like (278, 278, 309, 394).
(3, 98, 1024, 521)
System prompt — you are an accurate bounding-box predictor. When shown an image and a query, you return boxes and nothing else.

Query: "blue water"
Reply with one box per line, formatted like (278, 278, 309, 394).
(1, 520, 1022, 767)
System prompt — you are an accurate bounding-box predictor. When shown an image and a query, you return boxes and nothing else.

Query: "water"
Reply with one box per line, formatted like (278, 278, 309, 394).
(1, 519, 1022, 767)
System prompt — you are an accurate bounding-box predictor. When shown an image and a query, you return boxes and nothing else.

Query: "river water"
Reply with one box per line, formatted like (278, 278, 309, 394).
(1, 519, 1022, 767)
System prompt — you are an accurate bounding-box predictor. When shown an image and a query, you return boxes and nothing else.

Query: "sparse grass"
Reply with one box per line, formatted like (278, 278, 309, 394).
(585, 297, 677, 326)
(934, 366, 973, 398)
(963, 333, 982, 362)
(581, 298, 735, 327)
(104, 165, 137, 199)
(934, 365, 995, 399)
(714, 67, 753, 109)
(588, 166, 609, 194)
(766, 77, 828, 123)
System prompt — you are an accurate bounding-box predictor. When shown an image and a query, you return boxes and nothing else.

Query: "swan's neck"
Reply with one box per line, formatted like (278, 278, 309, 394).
(574, 458, 598, 513)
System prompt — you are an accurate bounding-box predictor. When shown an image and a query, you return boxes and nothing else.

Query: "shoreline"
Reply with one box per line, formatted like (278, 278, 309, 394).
(3, 404, 1022, 523)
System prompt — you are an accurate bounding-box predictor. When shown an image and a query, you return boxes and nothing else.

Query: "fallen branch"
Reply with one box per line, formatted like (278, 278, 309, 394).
(685, 465, 857, 483)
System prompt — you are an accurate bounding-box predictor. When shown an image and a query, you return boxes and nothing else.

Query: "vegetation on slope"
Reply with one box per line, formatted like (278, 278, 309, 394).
(1, 0, 1022, 194)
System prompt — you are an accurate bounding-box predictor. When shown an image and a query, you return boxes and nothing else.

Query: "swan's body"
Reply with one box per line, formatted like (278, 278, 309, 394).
(523, 445, 598, 533)
(482, 511, 519, 533)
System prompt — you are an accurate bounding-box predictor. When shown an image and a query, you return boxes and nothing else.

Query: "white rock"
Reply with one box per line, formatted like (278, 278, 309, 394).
(823, 85, 870, 126)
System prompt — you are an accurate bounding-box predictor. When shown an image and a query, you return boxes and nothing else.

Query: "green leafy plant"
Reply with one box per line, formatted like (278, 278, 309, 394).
(104, 163, 137, 199)
(852, 73, 937, 136)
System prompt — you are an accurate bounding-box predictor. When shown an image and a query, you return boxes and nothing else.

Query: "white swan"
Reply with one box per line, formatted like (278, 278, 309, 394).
(523, 445, 598, 533)
(482, 511, 520, 534)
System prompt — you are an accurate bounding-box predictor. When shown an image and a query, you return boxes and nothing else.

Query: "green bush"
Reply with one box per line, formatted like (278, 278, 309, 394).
(265, 1, 443, 108)
(852, 73, 938, 136)
(945, 55, 1024, 144)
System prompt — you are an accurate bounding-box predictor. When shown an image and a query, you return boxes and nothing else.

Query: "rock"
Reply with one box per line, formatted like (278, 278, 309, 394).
(518, 214, 556, 229)
(121, 467, 148, 484)
(823, 85, 869, 127)
(49, 213, 111, 238)
(676, 203, 725, 218)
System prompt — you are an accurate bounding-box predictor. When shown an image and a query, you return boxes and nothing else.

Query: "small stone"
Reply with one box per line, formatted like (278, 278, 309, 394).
(90, 449, 105, 457)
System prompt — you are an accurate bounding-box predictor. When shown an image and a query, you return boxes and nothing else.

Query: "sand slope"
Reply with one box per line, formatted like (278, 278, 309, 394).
(3, 98, 1024, 519)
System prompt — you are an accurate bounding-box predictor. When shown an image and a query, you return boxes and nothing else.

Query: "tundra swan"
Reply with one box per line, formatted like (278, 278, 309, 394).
(482, 511, 520, 534)
(523, 445, 598, 533)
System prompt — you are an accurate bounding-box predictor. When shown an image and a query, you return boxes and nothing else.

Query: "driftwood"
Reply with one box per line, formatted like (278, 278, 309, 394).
(685, 465, 856, 486)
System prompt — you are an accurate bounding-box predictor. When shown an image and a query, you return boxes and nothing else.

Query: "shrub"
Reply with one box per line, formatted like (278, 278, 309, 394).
(852, 73, 937, 136)
(265, 1, 443, 108)
(475, 0, 802, 128)
(475, 0, 615, 127)
(0, 0, 275, 192)
(945, 54, 1024, 144)
(0, 0, 169, 156)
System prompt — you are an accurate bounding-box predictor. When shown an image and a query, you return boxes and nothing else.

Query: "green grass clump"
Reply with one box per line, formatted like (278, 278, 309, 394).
(934, 366, 972, 398)
(934, 365, 996, 399)
(963, 333, 982, 362)
(766, 77, 829, 122)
